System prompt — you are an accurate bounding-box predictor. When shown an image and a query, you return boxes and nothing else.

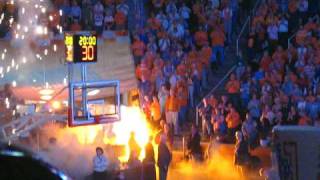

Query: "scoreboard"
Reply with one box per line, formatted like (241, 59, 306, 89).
(65, 33, 98, 63)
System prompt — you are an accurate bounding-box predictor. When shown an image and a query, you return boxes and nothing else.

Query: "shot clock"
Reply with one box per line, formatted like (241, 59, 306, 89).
(65, 33, 98, 63)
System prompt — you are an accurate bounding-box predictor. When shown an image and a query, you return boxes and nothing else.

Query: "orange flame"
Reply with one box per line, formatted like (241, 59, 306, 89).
(67, 106, 152, 162)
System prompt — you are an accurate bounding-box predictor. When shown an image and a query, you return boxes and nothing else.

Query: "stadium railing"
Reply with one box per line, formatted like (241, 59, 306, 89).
(236, 0, 263, 56)
(196, 0, 263, 127)
(195, 65, 237, 126)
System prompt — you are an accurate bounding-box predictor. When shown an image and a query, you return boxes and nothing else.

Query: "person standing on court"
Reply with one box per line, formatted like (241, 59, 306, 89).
(157, 134, 172, 180)
(143, 136, 156, 180)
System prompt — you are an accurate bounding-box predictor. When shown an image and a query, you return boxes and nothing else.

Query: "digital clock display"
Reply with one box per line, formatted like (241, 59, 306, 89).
(65, 34, 98, 63)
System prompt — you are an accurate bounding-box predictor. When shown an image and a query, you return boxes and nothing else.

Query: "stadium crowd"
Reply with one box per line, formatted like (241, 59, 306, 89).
(132, 0, 320, 170)
(0, 0, 320, 179)
(132, 0, 242, 137)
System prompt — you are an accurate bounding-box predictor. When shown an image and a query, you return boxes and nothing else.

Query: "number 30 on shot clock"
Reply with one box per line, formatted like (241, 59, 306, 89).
(65, 33, 98, 63)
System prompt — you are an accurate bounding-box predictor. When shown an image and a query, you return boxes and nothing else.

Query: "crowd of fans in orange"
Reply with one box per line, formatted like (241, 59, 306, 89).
(131, 0, 245, 138)
(131, 0, 320, 154)
(203, 0, 320, 150)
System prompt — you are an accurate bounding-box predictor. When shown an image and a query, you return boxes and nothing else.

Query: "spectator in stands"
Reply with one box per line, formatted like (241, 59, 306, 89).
(168, 20, 185, 40)
(242, 113, 258, 150)
(212, 108, 227, 141)
(116, 0, 129, 17)
(179, 3, 191, 21)
(278, 15, 289, 48)
(267, 21, 279, 53)
(286, 106, 299, 125)
(226, 107, 241, 140)
(165, 89, 179, 136)
(114, 9, 127, 33)
(158, 84, 169, 117)
(142, 95, 152, 122)
(70, 0, 81, 22)
(177, 81, 188, 129)
(199, 98, 213, 139)
(81, 0, 93, 29)
(248, 94, 261, 121)
(104, 9, 114, 30)
(221, 2, 233, 44)
(139, 75, 153, 105)
(93, 1, 104, 35)
(187, 76, 195, 108)
(70, 19, 81, 31)
(225, 73, 240, 109)
(298, 111, 311, 125)
(298, 0, 309, 23)
(210, 26, 226, 66)
(240, 78, 251, 109)
(132, 35, 146, 66)
(150, 96, 161, 128)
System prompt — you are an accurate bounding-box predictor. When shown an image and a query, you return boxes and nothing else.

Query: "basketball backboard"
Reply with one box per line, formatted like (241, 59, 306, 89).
(68, 80, 120, 127)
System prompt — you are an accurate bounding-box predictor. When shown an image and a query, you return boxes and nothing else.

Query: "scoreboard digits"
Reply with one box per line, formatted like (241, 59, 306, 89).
(65, 33, 98, 63)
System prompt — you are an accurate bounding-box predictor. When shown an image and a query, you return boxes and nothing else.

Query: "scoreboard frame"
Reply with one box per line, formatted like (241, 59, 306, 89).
(65, 32, 98, 63)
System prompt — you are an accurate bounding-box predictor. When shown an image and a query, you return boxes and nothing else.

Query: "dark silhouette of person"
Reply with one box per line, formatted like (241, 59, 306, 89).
(142, 136, 156, 180)
(187, 124, 203, 161)
(129, 131, 141, 158)
(157, 134, 172, 180)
